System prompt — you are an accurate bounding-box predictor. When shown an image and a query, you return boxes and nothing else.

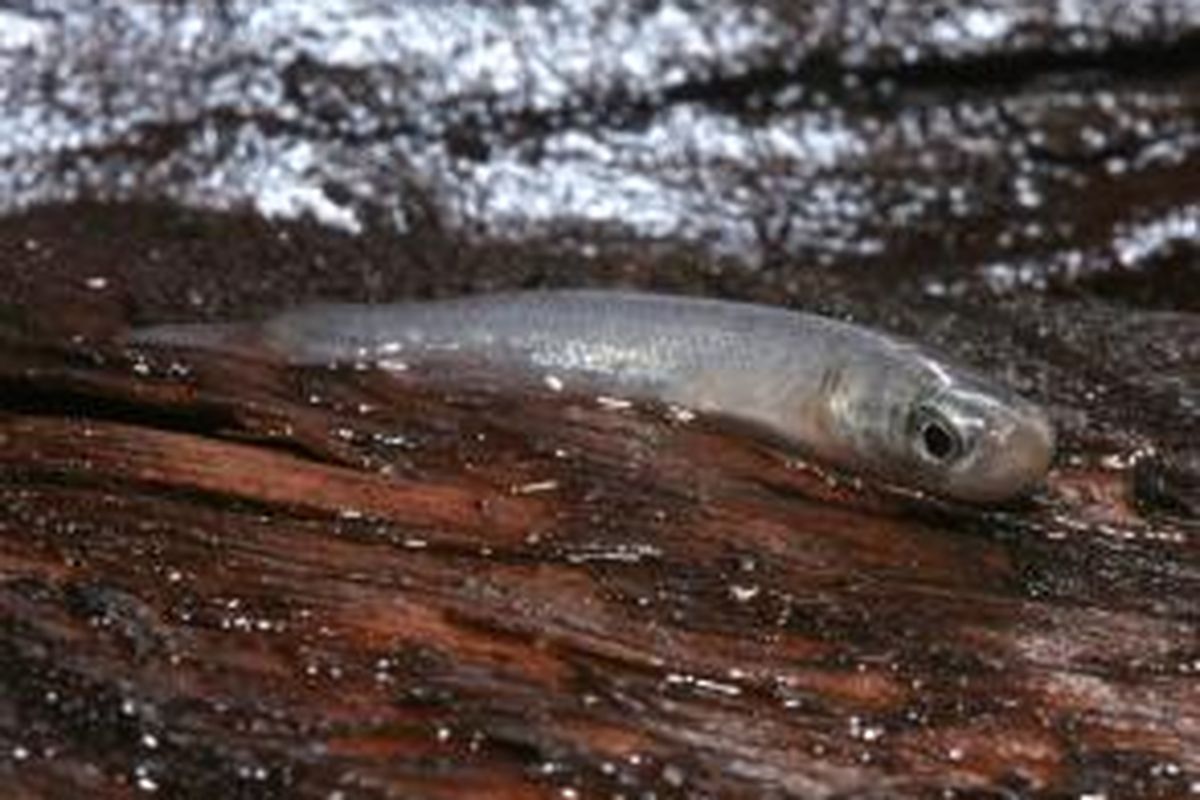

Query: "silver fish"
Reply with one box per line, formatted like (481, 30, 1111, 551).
(129, 290, 1055, 503)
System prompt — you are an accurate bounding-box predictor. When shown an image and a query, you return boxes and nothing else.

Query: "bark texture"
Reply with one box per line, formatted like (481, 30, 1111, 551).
(0, 1, 1197, 797)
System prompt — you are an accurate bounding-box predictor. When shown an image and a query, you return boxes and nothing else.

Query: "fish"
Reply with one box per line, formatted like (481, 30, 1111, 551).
(127, 290, 1055, 503)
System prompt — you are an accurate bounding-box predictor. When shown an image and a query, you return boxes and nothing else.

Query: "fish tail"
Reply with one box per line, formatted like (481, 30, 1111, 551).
(121, 321, 259, 353)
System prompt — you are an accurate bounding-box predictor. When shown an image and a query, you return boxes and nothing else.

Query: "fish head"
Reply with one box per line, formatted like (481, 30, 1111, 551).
(894, 373, 1056, 503)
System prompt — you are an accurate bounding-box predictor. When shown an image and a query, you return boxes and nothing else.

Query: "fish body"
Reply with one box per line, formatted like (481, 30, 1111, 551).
(129, 291, 1055, 503)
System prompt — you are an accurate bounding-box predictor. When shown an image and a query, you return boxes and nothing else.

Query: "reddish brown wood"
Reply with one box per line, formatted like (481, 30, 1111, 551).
(1, 335, 1197, 797)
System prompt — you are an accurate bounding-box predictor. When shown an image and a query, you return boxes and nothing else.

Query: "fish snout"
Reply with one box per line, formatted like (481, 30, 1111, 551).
(960, 401, 1056, 502)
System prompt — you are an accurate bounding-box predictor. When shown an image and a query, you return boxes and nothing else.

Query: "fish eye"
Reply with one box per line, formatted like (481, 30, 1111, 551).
(911, 407, 965, 464)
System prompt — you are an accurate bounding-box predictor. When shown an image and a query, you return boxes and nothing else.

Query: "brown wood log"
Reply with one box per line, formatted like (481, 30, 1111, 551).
(0, 1, 1197, 797)
(1, 331, 1197, 798)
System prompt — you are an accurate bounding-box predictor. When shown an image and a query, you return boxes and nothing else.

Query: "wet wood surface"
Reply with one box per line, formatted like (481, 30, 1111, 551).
(0, 328, 1195, 799)
(1, 1, 1198, 798)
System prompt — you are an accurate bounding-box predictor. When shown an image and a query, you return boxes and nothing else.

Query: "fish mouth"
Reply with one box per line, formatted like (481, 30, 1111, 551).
(948, 403, 1056, 503)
